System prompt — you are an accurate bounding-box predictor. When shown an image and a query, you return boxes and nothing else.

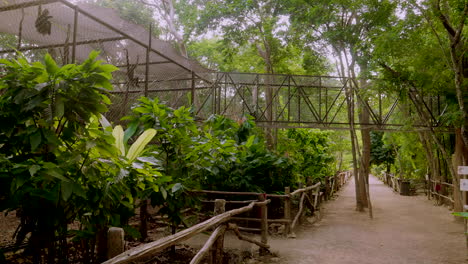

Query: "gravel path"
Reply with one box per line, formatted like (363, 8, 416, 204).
(270, 175, 467, 264)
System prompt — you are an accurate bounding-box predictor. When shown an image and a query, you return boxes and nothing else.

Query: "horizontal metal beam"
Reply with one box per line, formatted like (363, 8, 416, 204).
(116, 61, 172, 68)
(253, 121, 453, 133)
(0, 36, 126, 54)
(0, 0, 58, 12)
(109, 86, 210, 94)
(217, 71, 349, 80)
(214, 82, 345, 89)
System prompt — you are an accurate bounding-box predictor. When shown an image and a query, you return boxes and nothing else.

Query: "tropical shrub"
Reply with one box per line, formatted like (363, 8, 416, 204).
(0, 52, 117, 262)
(0, 53, 165, 263)
(277, 129, 335, 184)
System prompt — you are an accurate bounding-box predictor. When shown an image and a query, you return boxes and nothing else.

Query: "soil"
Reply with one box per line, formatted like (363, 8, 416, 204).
(268, 175, 467, 264)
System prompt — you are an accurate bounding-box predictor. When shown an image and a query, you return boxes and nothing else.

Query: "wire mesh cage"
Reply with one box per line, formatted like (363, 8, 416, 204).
(0, 0, 448, 131)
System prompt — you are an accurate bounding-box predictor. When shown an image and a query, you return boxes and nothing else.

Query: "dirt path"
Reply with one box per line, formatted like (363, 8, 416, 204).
(269, 175, 467, 264)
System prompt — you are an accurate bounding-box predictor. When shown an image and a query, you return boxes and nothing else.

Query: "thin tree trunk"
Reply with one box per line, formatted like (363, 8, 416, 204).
(335, 48, 363, 211)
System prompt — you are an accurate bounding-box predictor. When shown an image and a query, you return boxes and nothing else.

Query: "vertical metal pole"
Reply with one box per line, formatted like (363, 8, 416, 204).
(325, 81, 328, 123)
(255, 74, 260, 117)
(379, 91, 382, 124)
(242, 83, 245, 116)
(298, 88, 301, 123)
(144, 23, 152, 97)
(191, 71, 196, 110)
(72, 6, 78, 63)
(212, 74, 217, 115)
(319, 77, 322, 121)
(223, 74, 227, 114)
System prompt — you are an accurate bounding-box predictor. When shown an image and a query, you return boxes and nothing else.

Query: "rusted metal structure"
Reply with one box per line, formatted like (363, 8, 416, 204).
(0, 0, 449, 131)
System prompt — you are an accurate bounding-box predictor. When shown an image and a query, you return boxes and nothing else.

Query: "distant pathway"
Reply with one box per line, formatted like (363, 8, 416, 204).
(270, 175, 467, 264)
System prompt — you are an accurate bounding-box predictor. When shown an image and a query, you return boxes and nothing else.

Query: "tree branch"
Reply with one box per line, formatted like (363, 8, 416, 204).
(433, 0, 457, 38)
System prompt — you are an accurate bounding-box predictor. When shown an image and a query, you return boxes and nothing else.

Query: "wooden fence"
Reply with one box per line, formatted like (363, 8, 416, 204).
(380, 172, 454, 206)
(103, 171, 351, 264)
(427, 179, 454, 205)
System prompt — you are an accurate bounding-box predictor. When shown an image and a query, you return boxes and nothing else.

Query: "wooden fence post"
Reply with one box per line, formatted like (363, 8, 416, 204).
(209, 199, 226, 264)
(107, 227, 125, 260)
(258, 194, 268, 256)
(140, 199, 148, 242)
(284, 187, 291, 235)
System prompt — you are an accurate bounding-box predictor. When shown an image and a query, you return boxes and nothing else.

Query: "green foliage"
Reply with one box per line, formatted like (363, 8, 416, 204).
(370, 131, 395, 172)
(0, 53, 166, 262)
(0, 52, 118, 261)
(453, 212, 468, 218)
(124, 97, 296, 194)
(277, 129, 335, 183)
(384, 132, 426, 179)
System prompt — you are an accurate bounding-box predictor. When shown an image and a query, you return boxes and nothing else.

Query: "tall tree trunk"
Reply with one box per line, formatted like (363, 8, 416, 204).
(335, 48, 364, 211)
(357, 78, 370, 208)
(418, 131, 438, 182)
(453, 129, 468, 212)
(258, 43, 275, 148)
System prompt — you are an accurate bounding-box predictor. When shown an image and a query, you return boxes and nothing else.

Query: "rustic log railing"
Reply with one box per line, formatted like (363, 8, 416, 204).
(103, 199, 270, 264)
(382, 172, 402, 193)
(380, 172, 454, 205)
(427, 179, 454, 205)
(103, 172, 351, 263)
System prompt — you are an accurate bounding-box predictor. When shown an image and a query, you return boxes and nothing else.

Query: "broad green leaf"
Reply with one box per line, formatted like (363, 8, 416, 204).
(99, 114, 112, 129)
(245, 135, 255, 148)
(55, 96, 64, 118)
(61, 181, 74, 201)
(45, 169, 69, 182)
(44, 54, 59, 74)
(30, 131, 42, 151)
(126, 129, 156, 162)
(172, 183, 183, 193)
(161, 186, 167, 199)
(29, 165, 41, 176)
(113, 125, 126, 156)
(453, 212, 468, 218)
(137, 156, 159, 165)
(124, 121, 138, 144)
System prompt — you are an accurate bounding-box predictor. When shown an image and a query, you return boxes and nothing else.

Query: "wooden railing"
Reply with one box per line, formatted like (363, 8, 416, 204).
(380, 172, 454, 205)
(194, 182, 322, 237)
(103, 172, 351, 264)
(103, 199, 270, 264)
(427, 179, 454, 205)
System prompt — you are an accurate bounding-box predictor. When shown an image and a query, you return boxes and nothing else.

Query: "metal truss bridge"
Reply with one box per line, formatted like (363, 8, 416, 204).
(150, 72, 450, 132)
